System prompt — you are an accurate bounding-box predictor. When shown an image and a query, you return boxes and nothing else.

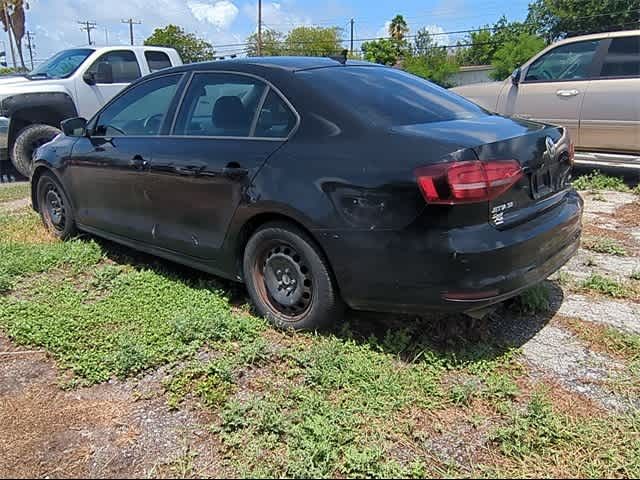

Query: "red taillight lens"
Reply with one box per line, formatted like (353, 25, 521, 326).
(415, 160, 523, 204)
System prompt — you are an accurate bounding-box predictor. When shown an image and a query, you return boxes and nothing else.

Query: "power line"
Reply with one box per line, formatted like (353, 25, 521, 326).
(78, 20, 97, 46)
(121, 18, 141, 46)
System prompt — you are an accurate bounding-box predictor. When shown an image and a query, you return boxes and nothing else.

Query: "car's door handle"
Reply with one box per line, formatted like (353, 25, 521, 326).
(129, 154, 148, 170)
(556, 89, 580, 97)
(221, 166, 249, 179)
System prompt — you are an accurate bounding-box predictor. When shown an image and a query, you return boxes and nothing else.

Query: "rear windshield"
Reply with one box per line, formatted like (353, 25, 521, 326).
(297, 66, 488, 127)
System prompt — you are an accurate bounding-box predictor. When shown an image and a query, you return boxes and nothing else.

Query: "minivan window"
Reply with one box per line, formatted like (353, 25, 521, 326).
(145, 51, 172, 72)
(600, 36, 640, 78)
(86, 50, 141, 83)
(94, 74, 182, 136)
(525, 40, 600, 82)
(298, 66, 487, 127)
(174, 72, 267, 137)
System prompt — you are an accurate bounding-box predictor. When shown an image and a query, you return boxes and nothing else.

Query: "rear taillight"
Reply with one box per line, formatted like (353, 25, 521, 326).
(414, 160, 523, 204)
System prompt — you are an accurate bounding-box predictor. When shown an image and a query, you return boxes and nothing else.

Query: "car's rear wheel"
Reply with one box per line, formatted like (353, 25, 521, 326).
(243, 222, 342, 330)
(12, 124, 61, 178)
(37, 172, 77, 240)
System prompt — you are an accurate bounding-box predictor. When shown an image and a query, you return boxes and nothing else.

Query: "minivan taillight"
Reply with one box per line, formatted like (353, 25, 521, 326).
(414, 160, 523, 204)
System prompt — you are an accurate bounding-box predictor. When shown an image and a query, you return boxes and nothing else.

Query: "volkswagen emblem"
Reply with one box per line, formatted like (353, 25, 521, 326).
(545, 136, 556, 160)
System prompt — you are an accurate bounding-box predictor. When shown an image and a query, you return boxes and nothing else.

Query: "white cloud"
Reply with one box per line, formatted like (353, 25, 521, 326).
(375, 21, 391, 39)
(188, 0, 239, 30)
(242, 1, 311, 32)
(421, 24, 450, 46)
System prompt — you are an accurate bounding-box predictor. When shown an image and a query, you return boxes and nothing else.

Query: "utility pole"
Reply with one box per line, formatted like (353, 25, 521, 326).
(121, 18, 141, 46)
(104, 27, 109, 45)
(350, 18, 354, 55)
(2, 3, 16, 68)
(25, 30, 34, 70)
(257, 0, 262, 56)
(78, 20, 97, 46)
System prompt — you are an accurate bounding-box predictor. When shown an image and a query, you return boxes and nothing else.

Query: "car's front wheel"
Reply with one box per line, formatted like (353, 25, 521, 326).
(12, 124, 61, 178)
(36, 172, 77, 240)
(243, 222, 342, 330)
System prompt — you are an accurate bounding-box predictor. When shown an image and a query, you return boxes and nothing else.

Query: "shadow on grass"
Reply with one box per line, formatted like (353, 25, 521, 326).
(87, 232, 562, 367)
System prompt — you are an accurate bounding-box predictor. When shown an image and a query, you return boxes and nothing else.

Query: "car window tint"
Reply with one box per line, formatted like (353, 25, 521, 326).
(87, 50, 141, 83)
(525, 40, 600, 82)
(94, 74, 181, 136)
(145, 51, 172, 72)
(600, 36, 640, 78)
(254, 89, 297, 138)
(299, 66, 487, 127)
(174, 73, 267, 137)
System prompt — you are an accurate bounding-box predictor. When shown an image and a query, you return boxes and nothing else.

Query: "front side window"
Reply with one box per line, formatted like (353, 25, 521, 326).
(86, 50, 141, 84)
(94, 74, 182, 136)
(525, 40, 601, 82)
(600, 36, 640, 78)
(145, 51, 172, 72)
(28, 48, 94, 79)
(254, 90, 297, 138)
(174, 73, 267, 137)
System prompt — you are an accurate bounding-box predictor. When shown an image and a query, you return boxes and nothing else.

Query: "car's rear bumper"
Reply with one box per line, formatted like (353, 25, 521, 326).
(317, 189, 583, 314)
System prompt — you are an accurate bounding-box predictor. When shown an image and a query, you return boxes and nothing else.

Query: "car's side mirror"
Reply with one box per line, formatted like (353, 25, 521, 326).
(61, 117, 87, 137)
(83, 71, 96, 85)
(511, 67, 522, 86)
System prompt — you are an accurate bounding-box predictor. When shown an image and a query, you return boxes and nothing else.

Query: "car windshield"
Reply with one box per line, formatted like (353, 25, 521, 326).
(28, 48, 94, 79)
(298, 66, 488, 127)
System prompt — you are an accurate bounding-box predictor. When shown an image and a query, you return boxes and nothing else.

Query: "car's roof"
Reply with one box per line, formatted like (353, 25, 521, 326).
(552, 29, 640, 46)
(72, 45, 178, 53)
(174, 56, 377, 73)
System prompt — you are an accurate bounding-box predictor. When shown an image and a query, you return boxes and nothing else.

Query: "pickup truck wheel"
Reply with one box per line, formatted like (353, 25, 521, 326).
(11, 124, 61, 178)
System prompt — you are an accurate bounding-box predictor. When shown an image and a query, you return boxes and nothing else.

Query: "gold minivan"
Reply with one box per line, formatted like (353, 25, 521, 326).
(452, 30, 640, 170)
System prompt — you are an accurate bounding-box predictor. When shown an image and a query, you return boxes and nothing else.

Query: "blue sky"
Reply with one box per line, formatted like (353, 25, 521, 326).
(21, 0, 532, 62)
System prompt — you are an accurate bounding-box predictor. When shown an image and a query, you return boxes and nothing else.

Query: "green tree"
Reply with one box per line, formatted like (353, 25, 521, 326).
(456, 29, 494, 65)
(144, 25, 214, 64)
(361, 38, 398, 65)
(491, 32, 546, 80)
(246, 28, 284, 56)
(404, 29, 459, 87)
(527, 0, 640, 42)
(283, 26, 342, 56)
(389, 14, 409, 42)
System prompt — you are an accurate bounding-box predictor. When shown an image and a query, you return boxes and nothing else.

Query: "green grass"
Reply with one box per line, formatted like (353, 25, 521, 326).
(582, 237, 627, 256)
(631, 270, 640, 281)
(511, 283, 550, 314)
(580, 274, 633, 298)
(1, 205, 640, 478)
(572, 171, 630, 192)
(0, 182, 30, 202)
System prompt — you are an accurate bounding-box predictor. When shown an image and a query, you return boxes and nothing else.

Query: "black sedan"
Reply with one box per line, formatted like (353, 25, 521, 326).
(31, 57, 582, 330)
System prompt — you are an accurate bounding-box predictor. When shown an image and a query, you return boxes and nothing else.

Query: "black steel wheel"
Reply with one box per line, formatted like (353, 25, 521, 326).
(36, 172, 77, 239)
(243, 222, 342, 330)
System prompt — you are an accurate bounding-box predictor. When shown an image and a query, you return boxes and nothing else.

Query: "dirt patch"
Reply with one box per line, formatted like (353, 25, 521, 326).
(614, 201, 640, 227)
(0, 334, 226, 478)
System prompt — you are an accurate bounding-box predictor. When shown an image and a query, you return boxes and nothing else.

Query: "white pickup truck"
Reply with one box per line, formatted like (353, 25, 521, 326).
(0, 45, 182, 179)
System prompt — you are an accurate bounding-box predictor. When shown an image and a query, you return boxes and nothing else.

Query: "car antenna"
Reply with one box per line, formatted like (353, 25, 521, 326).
(328, 49, 348, 65)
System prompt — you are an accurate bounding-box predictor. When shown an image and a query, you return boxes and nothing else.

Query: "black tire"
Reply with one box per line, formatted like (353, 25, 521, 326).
(11, 124, 61, 178)
(243, 222, 343, 331)
(36, 172, 77, 240)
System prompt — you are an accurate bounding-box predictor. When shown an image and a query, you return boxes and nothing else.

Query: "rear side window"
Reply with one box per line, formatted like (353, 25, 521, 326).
(145, 51, 172, 72)
(255, 90, 297, 138)
(87, 50, 141, 83)
(174, 72, 267, 137)
(600, 37, 640, 78)
(525, 40, 600, 81)
(298, 66, 487, 127)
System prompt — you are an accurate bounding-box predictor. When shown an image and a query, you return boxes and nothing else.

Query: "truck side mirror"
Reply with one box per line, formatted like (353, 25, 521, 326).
(61, 117, 87, 137)
(511, 67, 522, 86)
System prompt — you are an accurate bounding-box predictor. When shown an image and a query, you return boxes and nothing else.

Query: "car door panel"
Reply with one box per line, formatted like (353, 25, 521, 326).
(148, 138, 284, 259)
(68, 136, 153, 241)
(579, 37, 640, 154)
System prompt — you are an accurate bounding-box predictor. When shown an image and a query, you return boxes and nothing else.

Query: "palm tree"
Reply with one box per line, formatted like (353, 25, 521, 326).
(388, 14, 408, 42)
(0, 0, 27, 69)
